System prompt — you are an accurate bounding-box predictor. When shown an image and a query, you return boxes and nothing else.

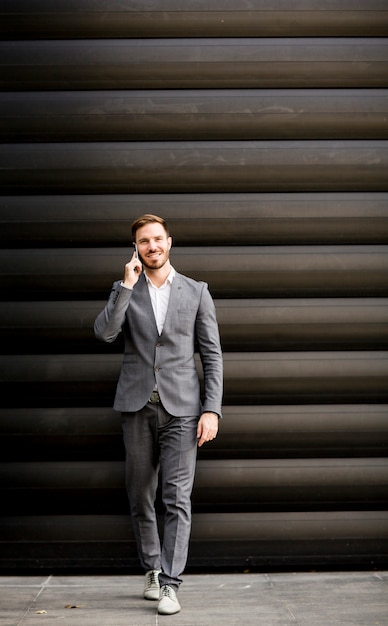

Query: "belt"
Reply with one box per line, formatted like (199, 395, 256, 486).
(149, 391, 160, 404)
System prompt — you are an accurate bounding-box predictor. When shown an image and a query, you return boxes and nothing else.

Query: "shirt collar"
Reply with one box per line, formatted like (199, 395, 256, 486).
(145, 266, 175, 288)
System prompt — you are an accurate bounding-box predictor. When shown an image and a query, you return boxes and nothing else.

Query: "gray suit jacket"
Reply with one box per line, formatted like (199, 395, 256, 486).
(94, 271, 223, 417)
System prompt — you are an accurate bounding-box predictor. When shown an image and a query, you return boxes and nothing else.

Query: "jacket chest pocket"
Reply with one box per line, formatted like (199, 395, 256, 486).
(177, 308, 196, 335)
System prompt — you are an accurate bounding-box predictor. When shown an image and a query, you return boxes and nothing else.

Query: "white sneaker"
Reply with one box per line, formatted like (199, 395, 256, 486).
(158, 585, 181, 615)
(143, 569, 161, 601)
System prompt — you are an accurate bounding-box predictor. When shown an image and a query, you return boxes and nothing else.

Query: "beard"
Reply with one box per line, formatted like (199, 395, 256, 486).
(141, 251, 169, 271)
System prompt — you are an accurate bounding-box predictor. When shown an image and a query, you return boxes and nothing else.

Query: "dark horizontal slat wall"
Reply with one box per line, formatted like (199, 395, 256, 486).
(1, 39, 388, 90)
(1, 246, 387, 299)
(1, 298, 388, 352)
(1, 405, 387, 460)
(0, 1, 387, 572)
(2, 0, 388, 39)
(1, 142, 388, 194)
(1, 193, 388, 246)
(2, 91, 388, 141)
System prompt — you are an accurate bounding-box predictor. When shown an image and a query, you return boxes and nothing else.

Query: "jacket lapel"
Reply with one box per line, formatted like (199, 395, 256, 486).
(160, 273, 182, 336)
(132, 273, 159, 336)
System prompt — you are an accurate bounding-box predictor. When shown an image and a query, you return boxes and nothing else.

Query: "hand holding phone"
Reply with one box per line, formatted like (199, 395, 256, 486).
(132, 243, 142, 274)
(122, 244, 142, 287)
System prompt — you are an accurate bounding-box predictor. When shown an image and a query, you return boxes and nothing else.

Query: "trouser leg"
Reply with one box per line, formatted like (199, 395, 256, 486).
(122, 404, 198, 588)
(158, 409, 198, 590)
(122, 405, 161, 572)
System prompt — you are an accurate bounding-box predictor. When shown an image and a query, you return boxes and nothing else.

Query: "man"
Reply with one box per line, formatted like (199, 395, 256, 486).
(94, 214, 223, 615)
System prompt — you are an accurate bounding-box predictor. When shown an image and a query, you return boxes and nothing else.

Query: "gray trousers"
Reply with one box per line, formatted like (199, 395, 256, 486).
(122, 403, 198, 589)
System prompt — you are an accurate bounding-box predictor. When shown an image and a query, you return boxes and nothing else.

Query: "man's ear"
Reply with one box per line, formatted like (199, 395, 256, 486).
(168, 236, 172, 250)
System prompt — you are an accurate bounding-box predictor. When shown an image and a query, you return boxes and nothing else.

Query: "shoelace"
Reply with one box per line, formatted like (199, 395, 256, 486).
(146, 571, 159, 587)
(161, 585, 173, 598)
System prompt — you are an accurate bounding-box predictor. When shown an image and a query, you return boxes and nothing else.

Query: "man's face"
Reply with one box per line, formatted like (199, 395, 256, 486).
(135, 222, 172, 271)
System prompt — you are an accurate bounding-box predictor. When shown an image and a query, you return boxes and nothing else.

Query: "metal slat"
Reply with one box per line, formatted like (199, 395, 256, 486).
(0, 405, 386, 437)
(1, 90, 387, 141)
(216, 298, 388, 351)
(1, 1, 388, 38)
(1, 141, 387, 194)
(0, 352, 387, 406)
(1, 405, 387, 461)
(206, 405, 388, 459)
(2, 509, 368, 541)
(1, 299, 387, 353)
(3, 352, 387, 382)
(189, 511, 388, 568)
(221, 351, 388, 404)
(1, 459, 387, 512)
(1, 511, 386, 569)
(1, 193, 388, 246)
(0, 246, 386, 299)
(1, 39, 387, 90)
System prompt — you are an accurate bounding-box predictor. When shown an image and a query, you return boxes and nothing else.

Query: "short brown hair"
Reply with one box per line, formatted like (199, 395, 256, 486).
(131, 214, 170, 240)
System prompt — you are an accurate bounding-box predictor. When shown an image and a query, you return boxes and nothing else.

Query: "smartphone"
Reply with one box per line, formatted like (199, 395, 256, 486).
(132, 243, 141, 273)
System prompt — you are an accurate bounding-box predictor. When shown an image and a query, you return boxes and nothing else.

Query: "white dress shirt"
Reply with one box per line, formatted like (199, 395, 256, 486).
(145, 266, 175, 335)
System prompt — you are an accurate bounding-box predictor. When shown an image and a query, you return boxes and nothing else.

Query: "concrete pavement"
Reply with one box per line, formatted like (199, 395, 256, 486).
(0, 571, 387, 626)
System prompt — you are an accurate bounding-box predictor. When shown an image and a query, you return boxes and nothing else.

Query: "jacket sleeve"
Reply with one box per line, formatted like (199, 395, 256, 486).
(94, 281, 132, 343)
(195, 283, 223, 418)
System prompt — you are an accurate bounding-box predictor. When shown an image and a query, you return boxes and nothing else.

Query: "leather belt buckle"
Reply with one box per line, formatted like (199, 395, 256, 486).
(149, 391, 160, 404)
